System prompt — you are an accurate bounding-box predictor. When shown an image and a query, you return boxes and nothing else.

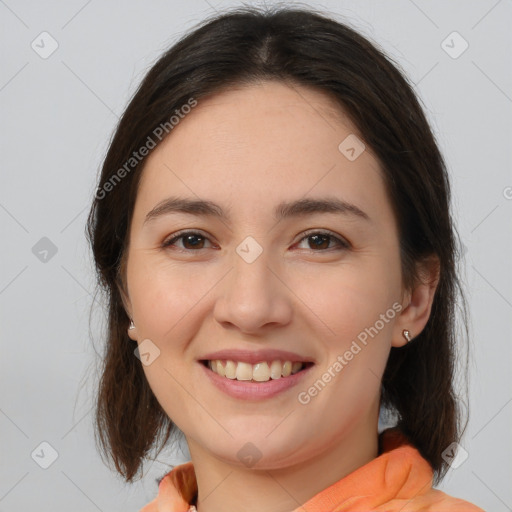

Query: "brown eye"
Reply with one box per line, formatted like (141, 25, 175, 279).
(181, 233, 206, 249)
(296, 231, 350, 251)
(162, 231, 212, 250)
(307, 234, 330, 250)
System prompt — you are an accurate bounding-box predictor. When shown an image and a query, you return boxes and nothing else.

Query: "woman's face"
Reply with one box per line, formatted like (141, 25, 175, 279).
(124, 81, 407, 469)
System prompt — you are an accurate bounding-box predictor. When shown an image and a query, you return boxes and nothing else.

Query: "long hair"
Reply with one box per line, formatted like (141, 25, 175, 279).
(86, 5, 468, 484)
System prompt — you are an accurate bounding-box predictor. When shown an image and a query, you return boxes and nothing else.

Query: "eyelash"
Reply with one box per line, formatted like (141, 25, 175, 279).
(161, 229, 350, 253)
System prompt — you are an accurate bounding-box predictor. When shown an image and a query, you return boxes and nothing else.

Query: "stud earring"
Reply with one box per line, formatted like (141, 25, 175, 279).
(128, 320, 135, 330)
(402, 329, 412, 343)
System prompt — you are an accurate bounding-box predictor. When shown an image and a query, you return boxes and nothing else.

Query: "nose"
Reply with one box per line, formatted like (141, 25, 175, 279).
(213, 247, 293, 335)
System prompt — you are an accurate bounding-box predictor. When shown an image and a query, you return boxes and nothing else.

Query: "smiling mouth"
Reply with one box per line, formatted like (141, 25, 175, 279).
(201, 359, 314, 382)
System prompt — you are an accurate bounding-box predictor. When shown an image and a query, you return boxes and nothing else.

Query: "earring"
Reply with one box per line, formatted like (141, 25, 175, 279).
(128, 320, 135, 330)
(402, 329, 412, 343)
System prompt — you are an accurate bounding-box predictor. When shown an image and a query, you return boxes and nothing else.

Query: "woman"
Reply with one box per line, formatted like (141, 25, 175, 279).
(86, 6, 484, 511)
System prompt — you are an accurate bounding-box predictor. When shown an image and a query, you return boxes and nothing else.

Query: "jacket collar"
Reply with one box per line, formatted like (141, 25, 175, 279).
(142, 428, 483, 511)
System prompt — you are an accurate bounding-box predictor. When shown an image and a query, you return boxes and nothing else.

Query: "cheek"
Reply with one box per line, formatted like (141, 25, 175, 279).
(292, 257, 401, 343)
(128, 255, 215, 339)
(128, 260, 203, 426)
(297, 265, 397, 415)
(140, 360, 194, 434)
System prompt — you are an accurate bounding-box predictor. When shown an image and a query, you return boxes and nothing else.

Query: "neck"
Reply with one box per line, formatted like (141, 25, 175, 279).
(186, 411, 379, 512)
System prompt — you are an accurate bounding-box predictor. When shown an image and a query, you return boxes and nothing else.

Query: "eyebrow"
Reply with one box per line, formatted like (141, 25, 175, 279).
(143, 195, 371, 225)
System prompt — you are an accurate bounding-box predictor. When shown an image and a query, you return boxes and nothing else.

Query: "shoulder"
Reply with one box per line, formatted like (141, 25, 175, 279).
(140, 462, 197, 512)
(380, 487, 486, 511)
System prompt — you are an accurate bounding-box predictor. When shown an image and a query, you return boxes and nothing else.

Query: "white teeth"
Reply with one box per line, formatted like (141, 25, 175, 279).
(207, 359, 305, 381)
(253, 362, 271, 382)
(225, 360, 237, 379)
(236, 362, 253, 381)
(215, 360, 226, 377)
(270, 360, 282, 379)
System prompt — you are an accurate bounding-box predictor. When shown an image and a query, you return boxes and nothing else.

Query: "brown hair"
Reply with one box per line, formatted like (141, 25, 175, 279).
(86, 5, 469, 484)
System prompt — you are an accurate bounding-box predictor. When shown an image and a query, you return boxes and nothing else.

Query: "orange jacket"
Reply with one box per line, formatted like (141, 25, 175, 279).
(140, 428, 485, 511)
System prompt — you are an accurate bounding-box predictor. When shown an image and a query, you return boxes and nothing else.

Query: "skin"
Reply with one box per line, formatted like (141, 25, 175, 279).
(122, 81, 439, 512)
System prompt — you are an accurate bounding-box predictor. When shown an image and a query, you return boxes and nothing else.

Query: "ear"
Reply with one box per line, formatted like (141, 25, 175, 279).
(116, 276, 138, 341)
(392, 254, 440, 347)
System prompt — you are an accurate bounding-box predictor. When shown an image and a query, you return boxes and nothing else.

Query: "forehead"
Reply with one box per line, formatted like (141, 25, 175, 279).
(135, 81, 391, 226)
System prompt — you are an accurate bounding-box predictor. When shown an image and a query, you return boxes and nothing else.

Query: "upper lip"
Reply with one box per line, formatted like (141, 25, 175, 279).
(199, 348, 315, 365)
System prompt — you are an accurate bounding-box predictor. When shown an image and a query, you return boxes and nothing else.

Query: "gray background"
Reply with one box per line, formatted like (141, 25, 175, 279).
(1, 0, 511, 510)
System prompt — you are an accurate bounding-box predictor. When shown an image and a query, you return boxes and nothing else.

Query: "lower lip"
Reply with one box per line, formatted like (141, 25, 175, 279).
(199, 362, 313, 400)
